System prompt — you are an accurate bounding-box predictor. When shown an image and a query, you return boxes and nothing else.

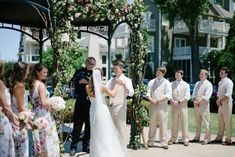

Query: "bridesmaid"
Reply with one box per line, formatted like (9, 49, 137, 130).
(0, 61, 19, 157)
(10, 61, 30, 157)
(29, 63, 60, 156)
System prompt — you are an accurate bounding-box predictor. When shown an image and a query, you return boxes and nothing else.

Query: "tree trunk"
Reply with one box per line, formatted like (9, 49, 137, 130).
(189, 26, 200, 83)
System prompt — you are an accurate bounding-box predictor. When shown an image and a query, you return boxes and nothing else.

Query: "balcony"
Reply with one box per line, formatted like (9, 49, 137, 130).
(173, 46, 221, 60)
(22, 54, 40, 63)
(174, 19, 230, 35)
(146, 19, 156, 32)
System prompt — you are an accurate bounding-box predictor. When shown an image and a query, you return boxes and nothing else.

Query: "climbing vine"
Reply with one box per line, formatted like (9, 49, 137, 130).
(50, 0, 149, 150)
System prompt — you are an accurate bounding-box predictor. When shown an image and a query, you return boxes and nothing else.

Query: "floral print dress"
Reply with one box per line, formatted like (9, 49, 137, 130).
(11, 92, 29, 157)
(31, 80, 60, 157)
(0, 88, 15, 157)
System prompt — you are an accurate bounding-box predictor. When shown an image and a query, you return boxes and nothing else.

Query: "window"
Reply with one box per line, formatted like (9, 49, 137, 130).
(175, 38, 186, 48)
(102, 67, 106, 77)
(147, 36, 154, 52)
(35, 49, 40, 54)
(102, 55, 106, 64)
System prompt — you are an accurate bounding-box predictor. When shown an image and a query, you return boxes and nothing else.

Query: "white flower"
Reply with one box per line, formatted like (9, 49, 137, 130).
(48, 96, 66, 111)
(33, 117, 48, 130)
(19, 110, 34, 123)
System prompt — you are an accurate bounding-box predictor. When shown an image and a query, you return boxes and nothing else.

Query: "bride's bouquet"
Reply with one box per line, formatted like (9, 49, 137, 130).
(18, 110, 34, 123)
(33, 117, 48, 130)
(48, 96, 66, 111)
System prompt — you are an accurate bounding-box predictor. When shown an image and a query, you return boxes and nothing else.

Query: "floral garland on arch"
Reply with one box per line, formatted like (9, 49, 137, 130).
(49, 0, 149, 150)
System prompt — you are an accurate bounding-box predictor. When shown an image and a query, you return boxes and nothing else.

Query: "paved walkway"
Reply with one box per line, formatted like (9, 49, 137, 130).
(62, 125, 235, 157)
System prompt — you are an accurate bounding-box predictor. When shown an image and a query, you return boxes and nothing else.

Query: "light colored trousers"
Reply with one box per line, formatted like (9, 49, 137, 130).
(109, 104, 127, 145)
(194, 103, 211, 142)
(216, 100, 233, 142)
(171, 103, 189, 142)
(148, 103, 168, 146)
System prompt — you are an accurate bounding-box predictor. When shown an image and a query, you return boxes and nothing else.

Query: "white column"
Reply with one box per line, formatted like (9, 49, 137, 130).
(206, 33, 211, 49)
(222, 35, 226, 49)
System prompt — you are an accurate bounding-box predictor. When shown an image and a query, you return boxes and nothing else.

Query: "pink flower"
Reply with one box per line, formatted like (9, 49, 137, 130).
(19, 110, 34, 123)
(33, 117, 48, 130)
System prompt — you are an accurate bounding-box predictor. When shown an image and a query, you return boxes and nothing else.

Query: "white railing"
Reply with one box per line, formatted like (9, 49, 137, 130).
(174, 19, 230, 34)
(23, 54, 40, 63)
(173, 46, 222, 59)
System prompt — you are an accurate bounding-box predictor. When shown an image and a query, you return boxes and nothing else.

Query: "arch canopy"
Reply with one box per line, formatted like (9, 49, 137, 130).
(0, 0, 50, 28)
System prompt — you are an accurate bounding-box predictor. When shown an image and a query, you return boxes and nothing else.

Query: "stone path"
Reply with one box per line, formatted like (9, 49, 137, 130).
(61, 124, 235, 157)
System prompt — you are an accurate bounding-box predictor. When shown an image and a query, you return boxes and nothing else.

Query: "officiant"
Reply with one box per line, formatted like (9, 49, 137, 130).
(70, 57, 96, 156)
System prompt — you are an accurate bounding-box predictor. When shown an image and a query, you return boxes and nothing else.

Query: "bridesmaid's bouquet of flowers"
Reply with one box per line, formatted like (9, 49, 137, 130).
(33, 117, 48, 130)
(18, 110, 34, 123)
(48, 96, 66, 111)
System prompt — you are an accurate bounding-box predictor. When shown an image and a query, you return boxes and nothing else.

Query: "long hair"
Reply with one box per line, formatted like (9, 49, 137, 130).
(9, 61, 28, 95)
(29, 63, 48, 92)
(0, 61, 4, 81)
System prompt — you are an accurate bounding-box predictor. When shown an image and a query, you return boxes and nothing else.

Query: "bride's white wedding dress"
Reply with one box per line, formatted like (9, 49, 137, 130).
(89, 69, 125, 157)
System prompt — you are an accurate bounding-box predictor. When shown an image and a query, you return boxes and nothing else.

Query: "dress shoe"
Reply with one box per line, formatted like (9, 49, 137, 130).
(189, 139, 200, 143)
(162, 145, 168, 150)
(168, 140, 176, 145)
(211, 139, 222, 143)
(147, 143, 153, 147)
(201, 141, 210, 145)
(222, 141, 232, 145)
(82, 147, 90, 153)
(69, 149, 76, 156)
(184, 141, 189, 146)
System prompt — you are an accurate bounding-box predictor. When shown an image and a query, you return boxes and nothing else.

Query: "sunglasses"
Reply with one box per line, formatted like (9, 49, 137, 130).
(89, 63, 96, 66)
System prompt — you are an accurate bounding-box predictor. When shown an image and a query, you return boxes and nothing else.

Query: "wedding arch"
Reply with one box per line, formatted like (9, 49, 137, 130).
(50, 0, 149, 149)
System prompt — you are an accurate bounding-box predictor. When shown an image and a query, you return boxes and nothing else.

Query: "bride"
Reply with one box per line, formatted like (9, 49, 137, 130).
(86, 68, 125, 157)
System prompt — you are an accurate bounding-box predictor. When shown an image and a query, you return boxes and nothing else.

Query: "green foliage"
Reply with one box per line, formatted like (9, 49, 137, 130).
(154, 0, 209, 27)
(50, 0, 150, 150)
(3, 61, 14, 88)
(42, 49, 54, 73)
(165, 61, 176, 81)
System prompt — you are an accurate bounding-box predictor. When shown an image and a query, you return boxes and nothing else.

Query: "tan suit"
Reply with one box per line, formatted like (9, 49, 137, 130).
(107, 75, 134, 145)
(192, 80, 212, 142)
(171, 80, 189, 142)
(216, 77, 233, 142)
(147, 78, 171, 146)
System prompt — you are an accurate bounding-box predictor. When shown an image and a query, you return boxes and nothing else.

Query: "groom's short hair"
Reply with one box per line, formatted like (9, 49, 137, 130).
(113, 61, 124, 69)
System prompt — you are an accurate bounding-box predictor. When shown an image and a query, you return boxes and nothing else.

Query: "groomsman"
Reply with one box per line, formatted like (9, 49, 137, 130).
(191, 69, 213, 145)
(107, 61, 134, 145)
(212, 67, 233, 145)
(168, 70, 190, 146)
(146, 67, 171, 149)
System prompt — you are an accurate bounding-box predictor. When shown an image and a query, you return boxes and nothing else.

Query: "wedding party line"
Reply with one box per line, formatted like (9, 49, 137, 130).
(0, 56, 234, 157)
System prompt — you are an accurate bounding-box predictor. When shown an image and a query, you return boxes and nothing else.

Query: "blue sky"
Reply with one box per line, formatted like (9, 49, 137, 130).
(0, 29, 20, 61)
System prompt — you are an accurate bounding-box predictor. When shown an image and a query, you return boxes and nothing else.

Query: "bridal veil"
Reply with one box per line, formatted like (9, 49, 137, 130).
(90, 69, 125, 157)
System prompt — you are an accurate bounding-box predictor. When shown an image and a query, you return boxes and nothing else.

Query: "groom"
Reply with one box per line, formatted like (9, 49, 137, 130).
(107, 61, 134, 145)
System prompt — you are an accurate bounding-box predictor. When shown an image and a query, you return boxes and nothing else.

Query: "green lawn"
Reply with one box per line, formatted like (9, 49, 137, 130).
(63, 99, 235, 136)
(167, 107, 235, 136)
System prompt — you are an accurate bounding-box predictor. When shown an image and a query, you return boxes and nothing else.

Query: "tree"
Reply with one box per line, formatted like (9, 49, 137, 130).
(220, 14, 235, 81)
(3, 61, 14, 88)
(153, 0, 210, 83)
(42, 48, 86, 83)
